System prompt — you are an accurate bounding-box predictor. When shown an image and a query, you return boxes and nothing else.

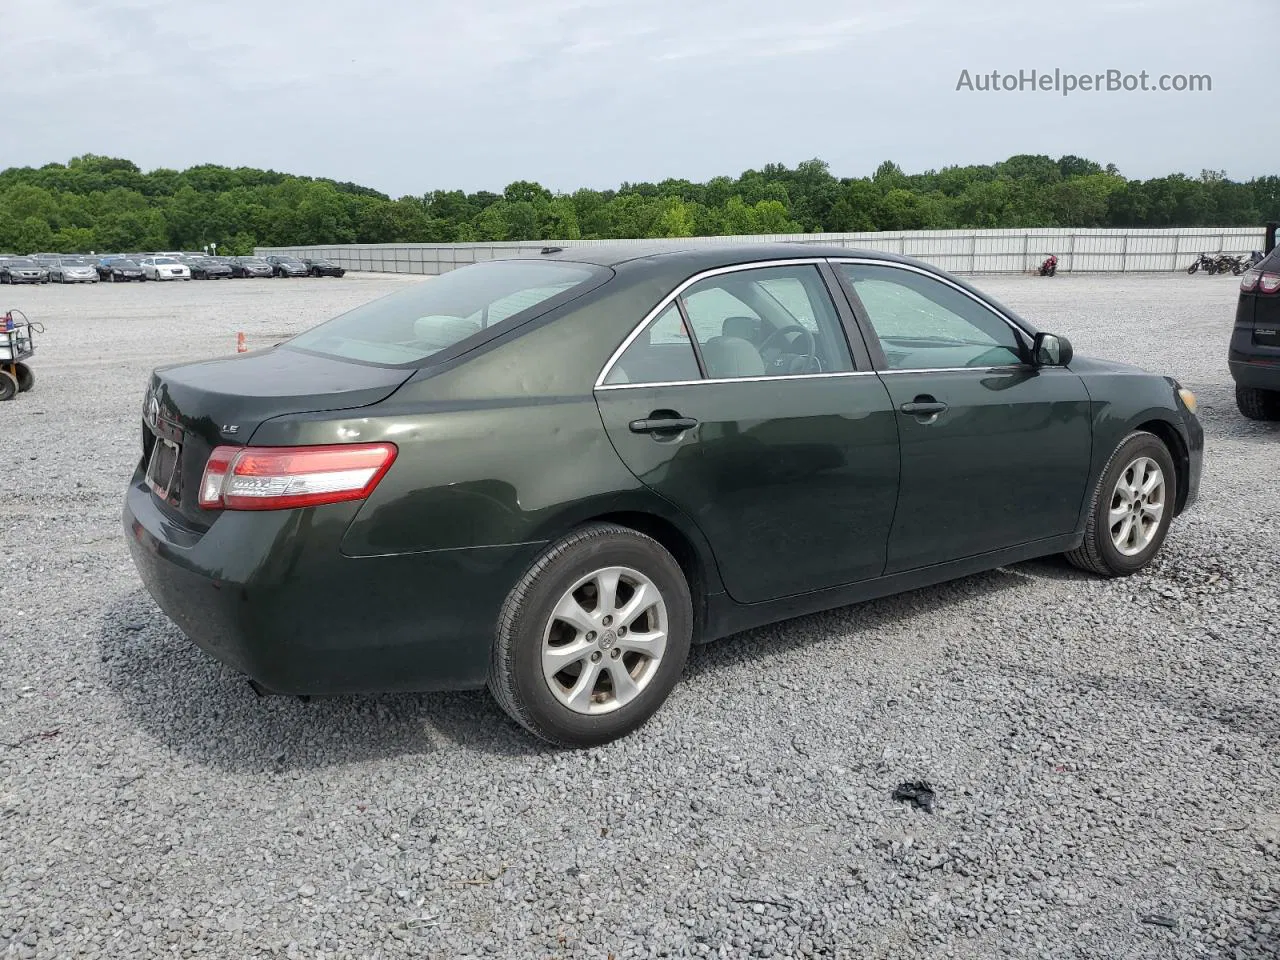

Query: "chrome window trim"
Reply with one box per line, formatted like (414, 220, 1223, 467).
(828, 257, 1035, 352)
(594, 258, 832, 389)
(596, 370, 879, 391)
(877, 365, 1027, 375)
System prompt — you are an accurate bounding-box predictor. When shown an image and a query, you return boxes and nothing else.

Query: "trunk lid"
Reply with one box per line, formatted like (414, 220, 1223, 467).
(143, 346, 412, 529)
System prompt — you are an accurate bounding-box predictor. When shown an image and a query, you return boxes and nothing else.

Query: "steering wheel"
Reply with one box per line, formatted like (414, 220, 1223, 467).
(758, 324, 818, 374)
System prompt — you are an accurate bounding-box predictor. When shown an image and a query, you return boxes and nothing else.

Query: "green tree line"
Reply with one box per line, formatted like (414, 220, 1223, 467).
(1, 153, 1276, 256)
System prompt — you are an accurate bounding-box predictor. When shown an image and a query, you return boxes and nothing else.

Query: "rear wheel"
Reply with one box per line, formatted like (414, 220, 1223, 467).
(1066, 431, 1176, 577)
(0, 371, 16, 401)
(14, 363, 33, 393)
(489, 523, 693, 747)
(1236, 385, 1280, 421)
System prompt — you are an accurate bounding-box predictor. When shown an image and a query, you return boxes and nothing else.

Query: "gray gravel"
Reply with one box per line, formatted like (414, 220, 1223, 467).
(1, 271, 1277, 959)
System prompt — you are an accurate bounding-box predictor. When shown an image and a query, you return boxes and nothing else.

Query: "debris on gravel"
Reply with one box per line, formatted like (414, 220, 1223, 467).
(1, 273, 1277, 958)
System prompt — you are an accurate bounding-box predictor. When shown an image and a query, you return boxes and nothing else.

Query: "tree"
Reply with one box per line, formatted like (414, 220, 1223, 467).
(0, 153, 1272, 255)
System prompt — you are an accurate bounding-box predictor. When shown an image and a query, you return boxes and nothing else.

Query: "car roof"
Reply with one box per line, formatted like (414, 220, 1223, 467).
(529, 240, 1038, 335)
(530, 241, 921, 270)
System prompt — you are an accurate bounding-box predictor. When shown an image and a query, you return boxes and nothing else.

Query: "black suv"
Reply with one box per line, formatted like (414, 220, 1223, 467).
(1230, 223, 1280, 420)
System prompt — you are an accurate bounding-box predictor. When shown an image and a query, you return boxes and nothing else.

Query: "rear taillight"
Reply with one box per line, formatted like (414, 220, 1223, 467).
(198, 442, 397, 511)
(1259, 272, 1280, 296)
(1241, 269, 1262, 293)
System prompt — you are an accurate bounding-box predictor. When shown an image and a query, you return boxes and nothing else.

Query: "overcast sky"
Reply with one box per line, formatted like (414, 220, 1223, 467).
(0, 0, 1270, 197)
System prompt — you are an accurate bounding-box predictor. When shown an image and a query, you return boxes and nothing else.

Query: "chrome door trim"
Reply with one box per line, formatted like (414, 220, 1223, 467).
(596, 370, 880, 391)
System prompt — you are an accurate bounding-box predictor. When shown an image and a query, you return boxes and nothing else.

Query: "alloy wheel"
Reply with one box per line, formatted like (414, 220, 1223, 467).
(541, 566, 668, 715)
(1109, 456, 1166, 556)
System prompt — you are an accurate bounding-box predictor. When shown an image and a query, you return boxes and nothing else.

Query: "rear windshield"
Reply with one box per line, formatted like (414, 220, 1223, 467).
(286, 259, 604, 366)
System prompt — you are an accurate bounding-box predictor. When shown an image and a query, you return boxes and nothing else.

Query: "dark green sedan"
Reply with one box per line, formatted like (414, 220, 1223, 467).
(124, 244, 1203, 746)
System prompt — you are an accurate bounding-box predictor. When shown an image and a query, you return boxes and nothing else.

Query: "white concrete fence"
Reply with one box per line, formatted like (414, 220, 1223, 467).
(259, 226, 1269, 276)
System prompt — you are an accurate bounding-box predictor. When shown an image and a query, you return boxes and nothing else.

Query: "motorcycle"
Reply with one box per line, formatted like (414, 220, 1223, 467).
(1187, 253, 1218, 274)
(1214, 254, 1245, 276)
(1038, 255, 1058, 277)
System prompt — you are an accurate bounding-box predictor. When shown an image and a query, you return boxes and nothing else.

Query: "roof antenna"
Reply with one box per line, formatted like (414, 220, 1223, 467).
(541, 246, 563, 255)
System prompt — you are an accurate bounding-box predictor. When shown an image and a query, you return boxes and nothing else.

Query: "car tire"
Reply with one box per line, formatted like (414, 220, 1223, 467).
(1236, 385, 1280, 421)
(1065, 431, 1177, 578)
(14, 363, 34, 393)
(489, 523, 693, 747)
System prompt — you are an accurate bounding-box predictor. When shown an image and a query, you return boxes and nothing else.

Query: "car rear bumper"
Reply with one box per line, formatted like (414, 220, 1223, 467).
(122, 466, 541, 695)
(1229, 355, 1280, 392)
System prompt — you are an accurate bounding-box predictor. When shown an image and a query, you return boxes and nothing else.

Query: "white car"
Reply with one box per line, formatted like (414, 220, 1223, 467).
(140, 257, 191, 281)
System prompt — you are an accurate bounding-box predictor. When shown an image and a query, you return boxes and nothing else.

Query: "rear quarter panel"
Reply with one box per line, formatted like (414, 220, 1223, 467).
(249, 270, 726, 592)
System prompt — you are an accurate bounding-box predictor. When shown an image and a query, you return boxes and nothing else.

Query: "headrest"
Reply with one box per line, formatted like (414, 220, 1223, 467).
(722, 315, 760, 341)
(413, 315, 483, 349)
(701, 336, 765, 379)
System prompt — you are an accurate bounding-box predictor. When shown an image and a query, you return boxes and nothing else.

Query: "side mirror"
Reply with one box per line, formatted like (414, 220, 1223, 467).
(1032, 332, 1073, 367)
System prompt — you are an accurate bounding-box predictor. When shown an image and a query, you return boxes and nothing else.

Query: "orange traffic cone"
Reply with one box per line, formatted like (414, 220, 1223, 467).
(236, 332, 247, 353)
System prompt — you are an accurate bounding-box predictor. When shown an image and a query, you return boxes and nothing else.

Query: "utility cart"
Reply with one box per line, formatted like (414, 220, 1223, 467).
(0, 310, 38, 401)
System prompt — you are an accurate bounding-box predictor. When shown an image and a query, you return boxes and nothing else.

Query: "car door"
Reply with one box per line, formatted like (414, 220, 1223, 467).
(832, 260, 1093, 574)
(594, 261, 901, 604)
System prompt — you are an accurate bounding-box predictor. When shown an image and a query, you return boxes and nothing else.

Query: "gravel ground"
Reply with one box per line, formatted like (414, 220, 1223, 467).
(1, 271, 1277, 959)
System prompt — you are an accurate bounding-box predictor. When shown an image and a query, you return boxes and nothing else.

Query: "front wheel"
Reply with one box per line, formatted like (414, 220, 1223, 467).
(1187, 263, 1199, 274)
(0, 370, 16, 401)
(1065, 431, 1177, 577)
(489, 523, 693, 747)
(1236, 385, 1280, 421)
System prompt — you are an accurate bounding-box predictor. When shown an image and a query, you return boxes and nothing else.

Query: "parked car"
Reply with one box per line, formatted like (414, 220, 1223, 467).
(229, 257, 274, 279)
(124, 244, 1204, 747)
(303, 258, 345, 278)
(48, 257, 100, 283)
(189, 257, 233, 280)
(139, 257, 191, 281)
(1231, 238, 1280, 420)
(105, 258, 146, 282)
(0, 258, 49, 284)
(266, 255, 309, 277)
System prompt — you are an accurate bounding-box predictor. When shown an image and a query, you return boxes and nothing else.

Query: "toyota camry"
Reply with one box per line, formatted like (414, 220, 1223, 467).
(124, 244, 1203, 747)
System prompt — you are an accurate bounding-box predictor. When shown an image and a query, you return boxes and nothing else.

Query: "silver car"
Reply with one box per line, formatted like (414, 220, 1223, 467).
(0, 258, 48, 284)
(49, 258, 100, 283)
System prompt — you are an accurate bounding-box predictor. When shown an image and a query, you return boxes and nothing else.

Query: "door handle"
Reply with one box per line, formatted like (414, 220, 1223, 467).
(629, 416, 698, 435)
(899, 396, 949, 421)
(899, 401, 948, 415)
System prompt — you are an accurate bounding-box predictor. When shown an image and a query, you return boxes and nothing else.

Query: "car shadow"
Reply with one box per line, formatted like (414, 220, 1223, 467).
(97, 590, 554, 772)
(99, 561, 1086, 772)
(685, 563, 1049, 679)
